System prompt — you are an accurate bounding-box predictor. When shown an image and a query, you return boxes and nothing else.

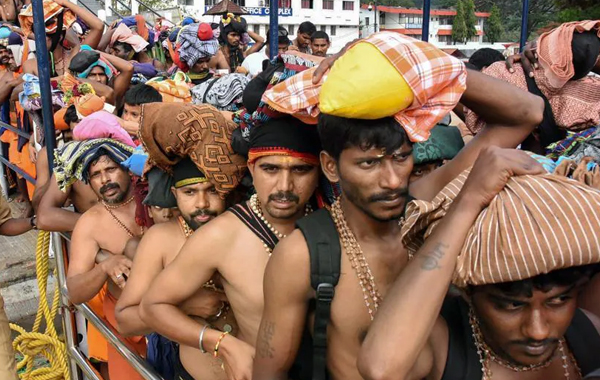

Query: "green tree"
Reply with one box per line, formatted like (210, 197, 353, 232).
(485, 4, 504, 43)
(452, 0, 468, 44)
(463, 0, 478, 41)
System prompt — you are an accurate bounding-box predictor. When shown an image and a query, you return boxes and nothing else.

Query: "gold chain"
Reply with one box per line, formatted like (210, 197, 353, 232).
(330, 198, 382, 321)
(469, 307, 581, 380)
(102, 197, 141, 238)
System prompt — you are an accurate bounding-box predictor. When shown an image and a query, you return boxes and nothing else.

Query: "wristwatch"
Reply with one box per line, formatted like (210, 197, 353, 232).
(29, 215, 37, 230)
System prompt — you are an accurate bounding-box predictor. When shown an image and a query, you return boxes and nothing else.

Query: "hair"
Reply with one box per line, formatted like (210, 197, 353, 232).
(311, 31, 330, 43)
(298, 21, 317, 36)
(113, 41, 134, 54)
(124, 84, 162, 106)
(481, 265, 599, 298)
(63, 105, 79, 125)
(0, 45, 6, 51)
(318, 114, 409, 160)
(468, 48, 505, 71)
(571, 31, 600, 80)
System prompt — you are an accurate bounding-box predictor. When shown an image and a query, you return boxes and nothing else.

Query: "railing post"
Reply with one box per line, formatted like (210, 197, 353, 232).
(105, 0, 113, 18)
(31, 0, 56, 170)
(53, 233, 82, 380)
(519, 0, 530, 51)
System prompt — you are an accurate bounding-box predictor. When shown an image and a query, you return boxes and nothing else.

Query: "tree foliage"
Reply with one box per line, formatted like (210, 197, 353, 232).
(484, 4, 503, 43)
(463, 0, 478, 41)
(452, 0, 467, 43)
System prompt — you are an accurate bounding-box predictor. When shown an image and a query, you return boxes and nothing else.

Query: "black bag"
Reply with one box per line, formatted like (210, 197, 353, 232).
(295, 209, 341, 380)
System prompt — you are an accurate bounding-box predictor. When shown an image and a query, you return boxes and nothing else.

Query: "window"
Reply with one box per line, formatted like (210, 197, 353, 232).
(232, 0, 245, 5)
(204, 0, 217, 5)
(183, 0, 194, 6)
(342, 1, 353, 10)
(288, 24, 295, 35)
(301, 0, 313, 8)
(278, 0, 291, 7)
(322, 0, 334, 10)
(253, 24, 260, 34)
(320, 25, 326, 32)
(331, 25, 336, 36)
(365, 17, 369, 26)
(438, 35, 452, 44)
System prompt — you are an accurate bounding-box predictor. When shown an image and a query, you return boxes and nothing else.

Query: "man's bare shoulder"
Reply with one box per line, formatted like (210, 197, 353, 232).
(188, 209, 247, 243)
(267, 229, 312, 294)
(74, 204, 105, 229)
(140, 220, 183, 246)
(272, 229, 310, 261)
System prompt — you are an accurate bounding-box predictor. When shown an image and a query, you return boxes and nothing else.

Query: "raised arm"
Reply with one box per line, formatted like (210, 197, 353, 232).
(55, 0, 104, 49)
(77, 77, 115, 105)
(244, 30, 265, 56)
(410, 69, 544, 201)
(36, 174, 81, 232)
(209, 49, 230, 71)
(253, 231, 313, 380)
(31, 147, 49, 211)
(98, 51, 134, 105)
(0, 72, 21, 103)
(358, 148, 545, 380)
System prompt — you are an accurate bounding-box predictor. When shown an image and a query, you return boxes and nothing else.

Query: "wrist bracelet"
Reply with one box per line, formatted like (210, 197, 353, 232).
(199, 325, 210, 354)
(213, 331, 230, 358)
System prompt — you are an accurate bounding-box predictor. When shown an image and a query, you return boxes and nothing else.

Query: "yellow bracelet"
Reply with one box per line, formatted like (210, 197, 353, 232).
(213, 331, 230, 358)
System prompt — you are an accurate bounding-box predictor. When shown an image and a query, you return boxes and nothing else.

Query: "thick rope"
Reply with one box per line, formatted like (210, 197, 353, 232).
(10, 231, 70, 380)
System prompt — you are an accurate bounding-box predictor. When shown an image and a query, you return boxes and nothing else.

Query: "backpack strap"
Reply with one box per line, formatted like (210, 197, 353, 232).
(565, 309, 600, 375)
(296, 208, 341, 380)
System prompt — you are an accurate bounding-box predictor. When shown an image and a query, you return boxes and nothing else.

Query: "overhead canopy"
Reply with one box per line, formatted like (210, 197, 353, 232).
(204, 0, 246, 16)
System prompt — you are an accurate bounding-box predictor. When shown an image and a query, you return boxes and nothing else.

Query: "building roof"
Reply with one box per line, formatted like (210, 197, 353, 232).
(438, 29, 483, 36)
(204, 0, 246, 15)
(361, 4, 490, 17)
(382, 28, 422, 35)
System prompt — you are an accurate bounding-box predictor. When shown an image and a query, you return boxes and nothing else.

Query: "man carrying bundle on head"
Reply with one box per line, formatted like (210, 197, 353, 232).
(138, 104, 322, 379)
(359, 161, 600, 380)
(116, 155, 239, 380)
(62, 138, 148, 380)
(254, 31, 546, 380)
(215, 13, 264, 73)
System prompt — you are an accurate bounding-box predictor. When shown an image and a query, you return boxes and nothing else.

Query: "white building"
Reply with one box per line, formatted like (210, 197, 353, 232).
(178, 0, 360, 53)
(359, 5, 490, 46)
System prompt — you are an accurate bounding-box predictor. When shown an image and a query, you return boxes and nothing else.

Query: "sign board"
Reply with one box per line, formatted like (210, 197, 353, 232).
(405, 23, 422, 29)
(204, 6, 293, 16)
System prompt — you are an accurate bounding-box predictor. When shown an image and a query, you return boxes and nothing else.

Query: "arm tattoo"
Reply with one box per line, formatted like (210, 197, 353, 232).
(419, 242, 449, 271)
(257, 321, 276, 359)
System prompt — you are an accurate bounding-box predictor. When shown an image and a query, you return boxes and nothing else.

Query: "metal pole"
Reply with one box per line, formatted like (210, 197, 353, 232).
(31, 0, 56, 171)
(373, 2, 377, 33)
(268, 0, 279, 60)
(519, 0, 530, 52)
(422, 0, 430, 41)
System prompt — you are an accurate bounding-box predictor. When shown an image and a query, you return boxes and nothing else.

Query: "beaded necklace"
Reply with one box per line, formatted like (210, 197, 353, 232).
(330, 198, 382, 320)
(248, 194, 313, 256)
(469, 308, 581, 380)
(102, 196, 142, 238)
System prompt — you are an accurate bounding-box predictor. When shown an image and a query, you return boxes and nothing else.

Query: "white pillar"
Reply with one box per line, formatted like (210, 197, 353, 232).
(105, 0, 112, 17)
(131, 0, 139, 16)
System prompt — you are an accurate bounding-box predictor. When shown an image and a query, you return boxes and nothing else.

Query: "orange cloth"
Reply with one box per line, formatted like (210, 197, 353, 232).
(53, 108, 70, 131)
(103, 292, 146, 380)
(262, 32, 467, 142)
(87, 284, 108, 362)
(537, 20, 600, 90)
(18, 0, 76, 36)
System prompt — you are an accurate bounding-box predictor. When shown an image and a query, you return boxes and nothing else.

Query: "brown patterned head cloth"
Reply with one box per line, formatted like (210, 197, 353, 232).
(139, 103, 247, 199)
(401, 170, 600, 288)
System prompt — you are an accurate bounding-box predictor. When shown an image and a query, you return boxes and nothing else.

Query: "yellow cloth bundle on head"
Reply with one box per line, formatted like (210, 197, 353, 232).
(320, 42, 414, 119)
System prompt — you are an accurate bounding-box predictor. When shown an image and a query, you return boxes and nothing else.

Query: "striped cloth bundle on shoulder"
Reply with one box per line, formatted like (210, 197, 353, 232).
(401, 170, 600, 287)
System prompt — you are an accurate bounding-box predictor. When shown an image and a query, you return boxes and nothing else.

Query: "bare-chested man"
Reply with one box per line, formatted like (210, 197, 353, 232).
(139, 116, 322, 380)
(0, 0, 24, 26)
(116, 158, 237, 380)
(253, 51, 545, 379)
(65, 138, 146, 380)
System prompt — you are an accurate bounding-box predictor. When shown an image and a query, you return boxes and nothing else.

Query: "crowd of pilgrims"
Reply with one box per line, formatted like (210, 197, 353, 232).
(0, 1, 600, 380)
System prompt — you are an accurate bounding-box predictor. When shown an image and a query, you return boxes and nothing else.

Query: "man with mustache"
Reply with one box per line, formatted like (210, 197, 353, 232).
(253, 48, 546, 379)
(140, 116, 321, 380)
(63, 139, 147, 380)
(115, 158, 236, 380)
(0, 45, 9, 71)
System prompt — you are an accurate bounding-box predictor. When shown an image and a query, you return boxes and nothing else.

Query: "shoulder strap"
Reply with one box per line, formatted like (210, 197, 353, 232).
(296, 208, 341, 380)
(565, 309, 600, 375)
(228, 202, 278, 251)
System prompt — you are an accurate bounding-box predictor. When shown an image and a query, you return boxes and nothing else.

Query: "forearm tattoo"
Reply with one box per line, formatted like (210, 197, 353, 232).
(257, 321, 276, 358)
(419, 242, 449, 271)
